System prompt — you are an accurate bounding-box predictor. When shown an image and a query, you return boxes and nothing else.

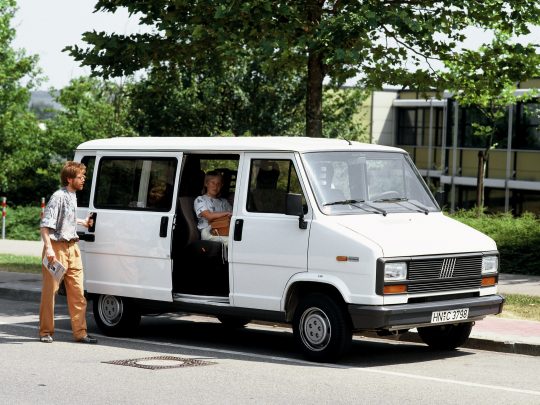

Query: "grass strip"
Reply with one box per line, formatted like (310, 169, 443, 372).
(0, 254, 42, 274)
(494, 293, 540, 322)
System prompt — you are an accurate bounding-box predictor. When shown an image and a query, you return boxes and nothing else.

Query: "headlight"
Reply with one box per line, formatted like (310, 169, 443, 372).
(384, 262, 407, 281)
(482, 256, 498, 274)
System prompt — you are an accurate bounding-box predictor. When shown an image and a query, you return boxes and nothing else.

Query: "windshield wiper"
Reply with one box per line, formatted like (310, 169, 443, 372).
(324, 199, 365, 206)
(373, 197, 429, 215)
(324, 199, 387, 216)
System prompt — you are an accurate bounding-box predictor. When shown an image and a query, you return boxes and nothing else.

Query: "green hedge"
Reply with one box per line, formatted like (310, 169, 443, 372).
(3, 206, 41, 241)
(447, 210, 540, 276)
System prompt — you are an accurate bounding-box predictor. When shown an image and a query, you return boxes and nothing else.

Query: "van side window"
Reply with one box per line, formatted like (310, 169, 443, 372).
(247, 159, 306, 214)
(95, 158, 177, 211)
(76, 156, 95, 207)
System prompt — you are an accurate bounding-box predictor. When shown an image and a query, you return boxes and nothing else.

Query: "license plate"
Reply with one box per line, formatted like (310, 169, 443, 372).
(431, 308, 469, 323)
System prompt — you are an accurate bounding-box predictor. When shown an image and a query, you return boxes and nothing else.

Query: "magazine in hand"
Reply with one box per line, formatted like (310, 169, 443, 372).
(42, 257, 66, 284)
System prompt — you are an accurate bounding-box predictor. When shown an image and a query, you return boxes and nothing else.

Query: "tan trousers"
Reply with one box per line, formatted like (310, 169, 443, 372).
(39, 240, 88, 341)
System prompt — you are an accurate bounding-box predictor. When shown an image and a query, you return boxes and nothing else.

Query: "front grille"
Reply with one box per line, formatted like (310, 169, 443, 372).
(408, 256, 482, 280)
(407, 278, 482, 293)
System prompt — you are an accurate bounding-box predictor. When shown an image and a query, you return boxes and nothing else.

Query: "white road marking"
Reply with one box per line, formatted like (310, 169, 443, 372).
(1, 320, 539, 397)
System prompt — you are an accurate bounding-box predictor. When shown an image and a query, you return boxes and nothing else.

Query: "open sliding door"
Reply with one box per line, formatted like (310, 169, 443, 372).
(84, 151, 183, 302)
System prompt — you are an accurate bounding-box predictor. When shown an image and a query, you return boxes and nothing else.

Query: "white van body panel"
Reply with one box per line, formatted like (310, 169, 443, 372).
(84, 151, 182, 302)
(281, 271, 383, 312)
(335, 212, 496, 258)
(231, 152, 312, 311)
(84, 209, 174, 300)
(307, 218, 384, 305)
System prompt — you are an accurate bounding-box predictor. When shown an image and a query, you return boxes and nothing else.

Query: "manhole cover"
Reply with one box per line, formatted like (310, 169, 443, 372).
(102, 356, 216, 370)
(136, 359, 184, 367)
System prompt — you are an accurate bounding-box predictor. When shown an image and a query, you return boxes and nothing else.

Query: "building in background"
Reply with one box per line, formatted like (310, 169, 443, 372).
(369, 80, 540, 215)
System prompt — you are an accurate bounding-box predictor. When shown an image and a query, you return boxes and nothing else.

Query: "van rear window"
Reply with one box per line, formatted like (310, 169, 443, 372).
(94, 157, 177, 211)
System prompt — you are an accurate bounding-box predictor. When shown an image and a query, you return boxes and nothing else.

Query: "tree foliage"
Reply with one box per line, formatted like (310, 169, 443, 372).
(442, 32, 540, 209)
(0, 0, 46, 203)
(129, 55, 306, 137)
(65, 0, 540, 138)
(129, 54, 370, 139)
(45, 76, 137, 160)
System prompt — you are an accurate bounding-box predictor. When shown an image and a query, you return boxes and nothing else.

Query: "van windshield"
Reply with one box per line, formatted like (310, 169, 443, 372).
(302, 151, 439, 215)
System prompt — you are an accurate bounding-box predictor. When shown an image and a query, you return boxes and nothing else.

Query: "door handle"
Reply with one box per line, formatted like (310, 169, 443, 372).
(88, 212, 97, 233)
(77, 232, 95, 242)
(160, 216, 169, 238)
(233, 219, 244, 241)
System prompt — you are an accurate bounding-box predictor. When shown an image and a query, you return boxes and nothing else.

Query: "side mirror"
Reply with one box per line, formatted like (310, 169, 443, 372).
(286, 193, 303, 216)
(285, 193, 307, 229)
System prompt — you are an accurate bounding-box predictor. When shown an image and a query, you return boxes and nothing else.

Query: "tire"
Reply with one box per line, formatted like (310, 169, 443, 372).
(292, 293, 352, 363)
(93, 294, 141, 337)
(417, 322, 473, 350)
(217, 316, 251, 328)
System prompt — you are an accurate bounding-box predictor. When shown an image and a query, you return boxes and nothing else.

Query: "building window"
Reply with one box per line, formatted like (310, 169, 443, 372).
(397, 107, 444, 146)
(515, 102, 540, 150)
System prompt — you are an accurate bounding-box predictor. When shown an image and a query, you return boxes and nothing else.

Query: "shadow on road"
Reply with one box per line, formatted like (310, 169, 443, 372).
(0, 303, 474, 369)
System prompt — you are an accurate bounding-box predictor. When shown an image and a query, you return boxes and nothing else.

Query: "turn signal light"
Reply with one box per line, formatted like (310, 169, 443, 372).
(482, 276, 497, 286)
(383, 284, 407, 294)
(336, 256, 348, 261)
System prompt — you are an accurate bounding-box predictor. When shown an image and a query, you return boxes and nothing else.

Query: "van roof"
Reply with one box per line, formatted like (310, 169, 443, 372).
(77, 137, 405, 154)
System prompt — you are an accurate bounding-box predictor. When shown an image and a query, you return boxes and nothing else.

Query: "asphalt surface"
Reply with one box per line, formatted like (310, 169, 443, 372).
(1, 298, 540, 405)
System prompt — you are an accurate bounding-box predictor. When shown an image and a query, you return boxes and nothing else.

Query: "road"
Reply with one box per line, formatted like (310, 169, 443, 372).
(1, 298, 539, 405)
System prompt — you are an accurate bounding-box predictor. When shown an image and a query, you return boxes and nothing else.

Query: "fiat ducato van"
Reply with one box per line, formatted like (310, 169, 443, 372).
(72, 137, 505, 362)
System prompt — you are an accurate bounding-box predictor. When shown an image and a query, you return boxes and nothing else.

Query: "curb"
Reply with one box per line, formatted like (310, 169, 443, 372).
(0, 287, 68, 305)
(356, 330, 540, 357)
(1, 288, 539, 357)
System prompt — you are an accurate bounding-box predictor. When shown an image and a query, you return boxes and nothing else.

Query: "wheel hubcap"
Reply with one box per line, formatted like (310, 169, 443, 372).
(299, 307, 331, 351)
(98, 295, 123, 326)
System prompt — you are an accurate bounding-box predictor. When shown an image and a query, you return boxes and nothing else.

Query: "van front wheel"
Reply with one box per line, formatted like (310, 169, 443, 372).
(293, 293, 352, 363)
(93, 294, 141, 337)
(417, 322, 473, 350)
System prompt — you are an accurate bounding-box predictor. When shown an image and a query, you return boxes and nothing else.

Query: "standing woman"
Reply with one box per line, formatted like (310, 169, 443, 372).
(194, 170, 233, 246)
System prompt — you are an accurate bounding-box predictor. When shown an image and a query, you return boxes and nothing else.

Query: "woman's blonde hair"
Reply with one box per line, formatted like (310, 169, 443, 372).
(201, 170, 224, 197)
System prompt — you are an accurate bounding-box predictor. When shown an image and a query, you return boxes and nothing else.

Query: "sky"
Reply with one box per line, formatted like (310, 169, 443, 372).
(11, 0, 150, 90)
(11, 1, 540, 91)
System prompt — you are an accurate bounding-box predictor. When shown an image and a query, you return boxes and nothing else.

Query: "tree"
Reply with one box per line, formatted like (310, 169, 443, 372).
(443, 32, 540, 210)
(66, 1, 540, 138)
(129, 52, 369, 139)
(128, 54, 307, 137)
(0, 0, 47, 205)
(45, 76, 137, 160)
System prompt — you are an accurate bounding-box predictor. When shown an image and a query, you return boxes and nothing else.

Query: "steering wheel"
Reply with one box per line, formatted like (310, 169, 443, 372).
(371, 191, 401, 201)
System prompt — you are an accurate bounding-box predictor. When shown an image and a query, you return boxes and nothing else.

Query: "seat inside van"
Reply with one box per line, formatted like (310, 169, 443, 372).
(171, 155, 239, 297)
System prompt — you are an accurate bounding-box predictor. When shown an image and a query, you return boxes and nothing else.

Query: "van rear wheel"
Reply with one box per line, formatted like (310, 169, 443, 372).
(93, 294, 141, 337)
(417, 322, 473, 350)
(293, 293, 352, 363)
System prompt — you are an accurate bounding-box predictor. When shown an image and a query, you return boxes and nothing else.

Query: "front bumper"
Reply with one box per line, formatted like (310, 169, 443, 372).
(348, 294, 506, 331)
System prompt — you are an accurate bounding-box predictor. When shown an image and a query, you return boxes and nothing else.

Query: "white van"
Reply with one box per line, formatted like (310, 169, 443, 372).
(73, 137, 505, 362)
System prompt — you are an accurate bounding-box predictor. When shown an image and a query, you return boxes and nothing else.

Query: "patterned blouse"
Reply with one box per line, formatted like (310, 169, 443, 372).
(39, 187, 79, 242)
(194, 195, 233, 230)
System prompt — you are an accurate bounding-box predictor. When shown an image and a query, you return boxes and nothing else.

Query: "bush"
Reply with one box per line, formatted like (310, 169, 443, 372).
(3, 205, 41, 241)
(447, 209, 540, 276)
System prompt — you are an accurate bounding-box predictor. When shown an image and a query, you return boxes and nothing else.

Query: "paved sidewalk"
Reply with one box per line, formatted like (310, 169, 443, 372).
(498, 273, 540, 296)
(0, 239, 43, 256)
